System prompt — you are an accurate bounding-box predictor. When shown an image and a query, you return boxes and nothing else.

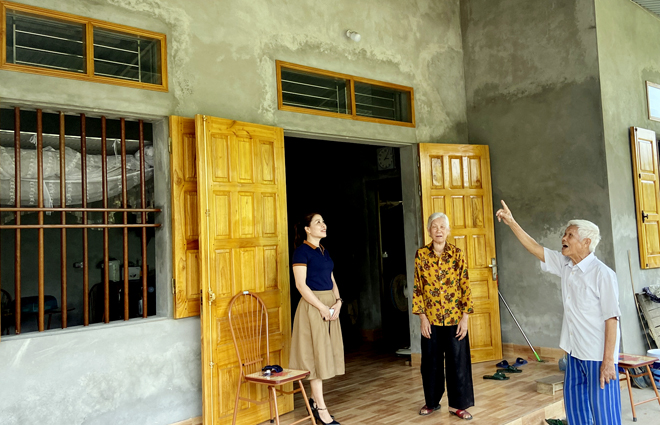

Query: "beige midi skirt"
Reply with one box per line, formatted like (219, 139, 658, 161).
(289, 290, 345, 380)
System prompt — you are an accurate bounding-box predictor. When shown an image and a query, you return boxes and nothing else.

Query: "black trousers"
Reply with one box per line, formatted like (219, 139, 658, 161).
(420, 324, 474, 410)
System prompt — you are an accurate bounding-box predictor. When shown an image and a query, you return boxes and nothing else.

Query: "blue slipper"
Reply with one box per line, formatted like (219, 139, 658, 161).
(496, 360, 510, 368)
(512, 357, 528, 367)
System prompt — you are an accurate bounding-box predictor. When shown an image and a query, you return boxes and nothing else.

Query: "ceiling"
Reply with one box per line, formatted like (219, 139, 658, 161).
(632, 0, 660, 18)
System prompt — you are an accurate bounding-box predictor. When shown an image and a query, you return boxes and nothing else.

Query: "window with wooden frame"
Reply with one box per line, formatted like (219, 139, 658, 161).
(0, 105, 160, 338)
(276, 60, 415, 127)
(0, 1, 167, 91)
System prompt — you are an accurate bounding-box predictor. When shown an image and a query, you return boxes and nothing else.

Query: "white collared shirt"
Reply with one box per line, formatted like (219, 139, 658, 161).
(541, 248, 621, 363)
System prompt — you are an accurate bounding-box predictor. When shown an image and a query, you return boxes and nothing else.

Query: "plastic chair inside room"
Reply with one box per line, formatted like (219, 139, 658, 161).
(1, 289, 13, 335)
(228, 291, 315, 425)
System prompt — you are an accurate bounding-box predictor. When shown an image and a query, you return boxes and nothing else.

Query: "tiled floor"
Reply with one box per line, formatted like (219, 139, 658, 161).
(259, 348, 567, 425)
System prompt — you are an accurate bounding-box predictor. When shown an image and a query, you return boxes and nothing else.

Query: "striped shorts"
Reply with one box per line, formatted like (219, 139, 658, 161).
(564, 355, 621, 425)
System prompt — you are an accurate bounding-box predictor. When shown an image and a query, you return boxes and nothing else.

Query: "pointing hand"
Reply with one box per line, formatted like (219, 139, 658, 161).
(495, 200, 515, 225)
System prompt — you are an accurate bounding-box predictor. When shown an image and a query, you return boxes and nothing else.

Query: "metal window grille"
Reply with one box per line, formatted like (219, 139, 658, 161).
(280, 68, 351, 114)
(354, 81, 412, 123)
(3, 4, 165, 89)
(0, 106, 160, 336)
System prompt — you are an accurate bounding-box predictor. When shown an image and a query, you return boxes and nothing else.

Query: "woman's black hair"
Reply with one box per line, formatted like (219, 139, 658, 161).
(293, 212, 321, 249)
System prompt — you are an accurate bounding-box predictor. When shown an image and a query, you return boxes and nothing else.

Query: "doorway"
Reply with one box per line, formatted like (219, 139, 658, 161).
(284, 137, 410, 353)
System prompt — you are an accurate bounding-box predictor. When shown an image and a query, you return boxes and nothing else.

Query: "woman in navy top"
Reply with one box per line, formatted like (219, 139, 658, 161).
(289, 213, 344, 425)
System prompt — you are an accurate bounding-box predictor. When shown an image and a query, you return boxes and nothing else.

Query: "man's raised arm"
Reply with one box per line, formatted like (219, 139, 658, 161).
(495, 200, 545, 262)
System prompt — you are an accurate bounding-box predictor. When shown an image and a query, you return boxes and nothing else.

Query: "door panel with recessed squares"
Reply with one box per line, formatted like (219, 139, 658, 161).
(419, 144, 502, 363)
(196, 116, 291, 425)
(631, 127, 660, 269)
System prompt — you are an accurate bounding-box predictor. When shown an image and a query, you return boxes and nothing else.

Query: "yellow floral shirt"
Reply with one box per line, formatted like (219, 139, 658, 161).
(412, 242, 473, 326)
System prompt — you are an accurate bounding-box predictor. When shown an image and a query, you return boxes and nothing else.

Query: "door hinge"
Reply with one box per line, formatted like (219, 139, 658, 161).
(418, 184, 422, 196)
(417, 158, 420, 168)
(200, 289, 203, 306)
(209, 361, 215, 368)
(168, 137, 172, 154)
(205, 209, 211, 217)
(171, 278, 176, 294)
(208, 288, 216, 304)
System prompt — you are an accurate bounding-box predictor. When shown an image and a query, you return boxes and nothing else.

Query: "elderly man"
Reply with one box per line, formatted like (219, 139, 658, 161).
(496, 200, 621, 425)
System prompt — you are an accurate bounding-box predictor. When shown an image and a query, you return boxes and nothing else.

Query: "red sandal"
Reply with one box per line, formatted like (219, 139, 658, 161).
(450, 409, 473, 420)
(419, 404, 441, 416)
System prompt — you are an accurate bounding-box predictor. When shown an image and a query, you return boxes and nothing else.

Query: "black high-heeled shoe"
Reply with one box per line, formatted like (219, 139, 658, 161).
(308, 398, 335, 420)
(315, 407, 340, 425)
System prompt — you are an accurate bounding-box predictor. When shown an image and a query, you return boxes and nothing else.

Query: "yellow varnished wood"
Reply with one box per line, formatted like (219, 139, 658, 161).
(419, 143, 502, 363)
(630, 127, 660, 269)
(170, 116, 201, 318)
(196, 116, 291, 425)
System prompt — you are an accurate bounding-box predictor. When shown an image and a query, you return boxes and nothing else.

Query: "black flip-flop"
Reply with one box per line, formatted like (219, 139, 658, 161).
(483, 371, 509, 380)
(497, 365, 522, 374)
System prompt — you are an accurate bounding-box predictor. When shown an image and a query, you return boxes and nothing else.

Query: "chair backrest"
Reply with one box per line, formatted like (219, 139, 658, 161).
(228, 291, 270, 377)
(1, 289, 12, 313)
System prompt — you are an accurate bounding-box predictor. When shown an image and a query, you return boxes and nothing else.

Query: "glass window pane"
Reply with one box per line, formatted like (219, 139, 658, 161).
(93, 28, 162, 85)
(5, 10, 86, 73)
(281, 68, 350, 114)
(354, 82, 412, 123)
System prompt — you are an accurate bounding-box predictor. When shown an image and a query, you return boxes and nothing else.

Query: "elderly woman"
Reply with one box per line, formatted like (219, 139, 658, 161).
(413, 212, 474, 420)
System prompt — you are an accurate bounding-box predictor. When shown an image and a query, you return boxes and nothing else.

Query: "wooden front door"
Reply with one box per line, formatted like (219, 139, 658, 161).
(418, 143, 502, 363)
(630, 127, 660, 269)
(195, 115, 292, 425)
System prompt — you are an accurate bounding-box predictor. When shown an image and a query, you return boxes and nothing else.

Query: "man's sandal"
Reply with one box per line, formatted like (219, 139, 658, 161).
(497, 365, 522, 373)
(483, 371, 509, 380)
(450, 409, 473, 420)
(419, 404, 441, 416)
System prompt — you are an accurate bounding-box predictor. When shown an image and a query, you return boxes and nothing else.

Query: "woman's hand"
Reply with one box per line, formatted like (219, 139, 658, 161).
(319, 305, 332, 321)
(420, 314, 432, 339)
(456, 314, 469, 340)
(329, 300, 342, 320)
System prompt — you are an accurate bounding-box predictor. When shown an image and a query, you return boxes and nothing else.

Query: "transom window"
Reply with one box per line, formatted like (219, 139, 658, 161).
(1, 1, 167, 91)
(276, 61, 415, 127)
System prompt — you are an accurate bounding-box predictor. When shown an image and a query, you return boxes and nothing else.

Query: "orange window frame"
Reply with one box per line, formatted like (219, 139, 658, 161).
(0, 1, 168, 92)
(276, 60, 415, 128)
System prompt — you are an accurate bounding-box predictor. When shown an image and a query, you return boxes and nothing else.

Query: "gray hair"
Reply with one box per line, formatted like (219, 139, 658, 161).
(566, 219, 601, 253)
(427, 212, 450, 231)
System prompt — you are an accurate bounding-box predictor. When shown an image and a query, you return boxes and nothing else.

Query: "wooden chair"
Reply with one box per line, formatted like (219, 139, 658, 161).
(228, 291, 315, 425)
(618, 353, 660, 422)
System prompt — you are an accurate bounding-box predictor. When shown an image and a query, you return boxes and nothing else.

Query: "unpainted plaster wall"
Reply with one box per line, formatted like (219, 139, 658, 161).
(595, 0, 660, 354)
(1, 0, 469, 145)
(0, 0, 469, 423)
(461, 0, 615, 348)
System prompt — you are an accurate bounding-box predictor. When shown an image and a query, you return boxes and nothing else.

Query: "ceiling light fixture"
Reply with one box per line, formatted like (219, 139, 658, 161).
(346, 30, 361, 42)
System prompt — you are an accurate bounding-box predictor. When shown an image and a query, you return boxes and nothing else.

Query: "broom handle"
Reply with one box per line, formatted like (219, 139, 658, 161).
(499, 290, 542, 362)
(628, 251, 652, 350)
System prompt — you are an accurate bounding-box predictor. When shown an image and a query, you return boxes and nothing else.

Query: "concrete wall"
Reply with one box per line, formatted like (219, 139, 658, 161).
(595, 0, 660, 354)
(1, 0, 469, 146)
(461, 0, 614, 348)
(0, 0, 469, 423)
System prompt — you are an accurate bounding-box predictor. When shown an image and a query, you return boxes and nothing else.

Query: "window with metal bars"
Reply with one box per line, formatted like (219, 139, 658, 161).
(0, 106, 160, 336)
(276, 60, 415, 127)
(1, 1, 167, 91)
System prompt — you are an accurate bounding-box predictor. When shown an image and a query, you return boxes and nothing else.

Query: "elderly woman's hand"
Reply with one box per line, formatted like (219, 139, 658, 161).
(495, 200, 515, 226)
(456, 314, 469, 340)
(420, 314, 432, 339)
